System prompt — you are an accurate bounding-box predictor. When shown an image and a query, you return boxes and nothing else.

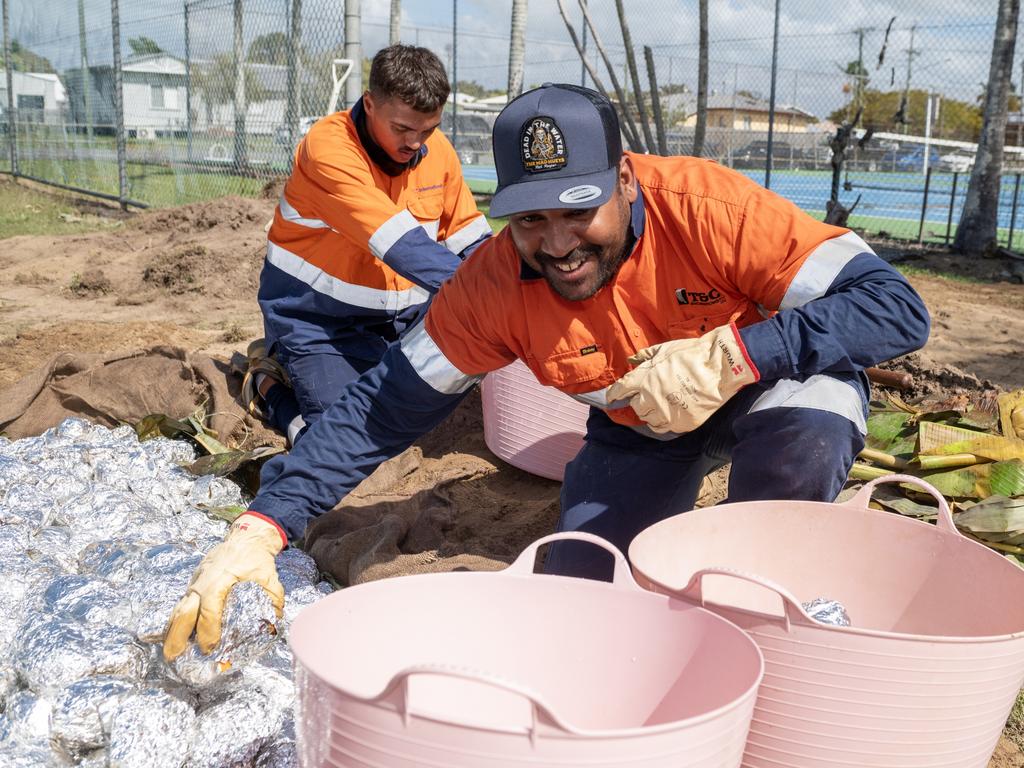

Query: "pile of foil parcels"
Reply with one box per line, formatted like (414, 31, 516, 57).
(0, 417, 333, 767)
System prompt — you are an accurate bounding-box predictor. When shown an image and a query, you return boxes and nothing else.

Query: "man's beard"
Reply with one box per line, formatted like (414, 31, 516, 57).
(534, 239, 632, 301)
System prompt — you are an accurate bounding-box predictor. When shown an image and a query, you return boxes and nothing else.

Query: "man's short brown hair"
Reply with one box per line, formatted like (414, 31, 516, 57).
(368, 44, 450, 113)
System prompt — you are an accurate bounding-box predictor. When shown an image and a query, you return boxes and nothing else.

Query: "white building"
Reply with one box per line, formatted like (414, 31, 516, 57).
(0, 71, 67, 124)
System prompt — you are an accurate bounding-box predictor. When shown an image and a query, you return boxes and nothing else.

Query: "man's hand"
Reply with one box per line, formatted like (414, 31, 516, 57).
(162, 513, 286, 661)
(606, 323, 759, 434)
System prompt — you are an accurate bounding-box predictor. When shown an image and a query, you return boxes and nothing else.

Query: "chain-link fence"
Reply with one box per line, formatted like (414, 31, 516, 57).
(1, 1, 1020, 245)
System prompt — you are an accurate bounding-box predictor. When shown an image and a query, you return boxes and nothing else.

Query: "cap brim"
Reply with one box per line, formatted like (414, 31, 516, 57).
(488, 167, 619, 218)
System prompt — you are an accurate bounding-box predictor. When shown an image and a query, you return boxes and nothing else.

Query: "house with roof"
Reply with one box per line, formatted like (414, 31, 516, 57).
(64, 53, 186, 137)
(659, 90, 818, 133)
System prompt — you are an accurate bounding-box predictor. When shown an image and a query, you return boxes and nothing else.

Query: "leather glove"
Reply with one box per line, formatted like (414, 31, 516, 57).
(162, 512, 286, 661)
(606, 323, 760, 434)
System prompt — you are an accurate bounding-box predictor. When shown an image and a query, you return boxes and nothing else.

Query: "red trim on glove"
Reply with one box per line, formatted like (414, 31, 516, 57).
(729, 322, 761, 382)
(238, 510, 289, 549)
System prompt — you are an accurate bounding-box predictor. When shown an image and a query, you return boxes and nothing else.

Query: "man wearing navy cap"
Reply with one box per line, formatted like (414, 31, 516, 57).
(165, 84, 930, 660)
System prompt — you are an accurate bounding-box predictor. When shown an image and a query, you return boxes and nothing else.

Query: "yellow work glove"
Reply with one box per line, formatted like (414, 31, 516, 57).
(606, 323, 760, 435)
(162, 513, 286, 661)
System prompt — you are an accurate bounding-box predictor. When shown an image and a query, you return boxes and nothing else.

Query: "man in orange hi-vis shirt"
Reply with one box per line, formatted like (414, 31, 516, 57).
(243, 44, 491, 445)
(166, 85, 930, 659)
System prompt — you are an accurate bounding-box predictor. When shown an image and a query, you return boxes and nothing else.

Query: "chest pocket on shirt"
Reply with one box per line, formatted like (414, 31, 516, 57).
(407, 192, 444, 242)
(667, 308, 740, 339)
(533, 347, 609, 389)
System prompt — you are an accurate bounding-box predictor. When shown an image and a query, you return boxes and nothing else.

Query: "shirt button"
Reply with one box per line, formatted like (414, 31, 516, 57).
(632, 329, 640, 337)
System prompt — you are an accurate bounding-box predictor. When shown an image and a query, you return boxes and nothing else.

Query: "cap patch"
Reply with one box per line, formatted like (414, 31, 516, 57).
(558, 184, 602, 204)
(521, 117, 567, 173)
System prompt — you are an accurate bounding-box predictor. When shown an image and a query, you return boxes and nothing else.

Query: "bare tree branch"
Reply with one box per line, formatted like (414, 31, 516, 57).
(644, 46, 667, 155)
(574, 0, 645, 151)
(614, 0, 654, 152)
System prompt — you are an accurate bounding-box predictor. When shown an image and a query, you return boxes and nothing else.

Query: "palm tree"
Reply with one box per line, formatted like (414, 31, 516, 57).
(389, 0, 401, 45)
(507, 0, 528, 99)
(954, 0, 1020, 255)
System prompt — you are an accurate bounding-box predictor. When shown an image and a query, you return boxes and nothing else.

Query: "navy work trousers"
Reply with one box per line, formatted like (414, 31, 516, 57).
(544, 373, 868, 581)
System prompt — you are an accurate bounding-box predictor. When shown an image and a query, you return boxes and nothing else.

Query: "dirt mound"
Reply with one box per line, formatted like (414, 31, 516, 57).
(875, 350, 1001, 401)
(141, 242, 261, 299)
(133, 195, 271, 235)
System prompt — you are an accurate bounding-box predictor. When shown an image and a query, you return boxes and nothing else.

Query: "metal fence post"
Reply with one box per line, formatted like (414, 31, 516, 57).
(184, 0, 193, 163)
(945, 171, 959, 245)
(917, 165, 933, 245)
(286, 0, 302, 171)
(111, 0, 128, 210)
(1009, 173, 1021, 250)
(2, 0, 17, 177)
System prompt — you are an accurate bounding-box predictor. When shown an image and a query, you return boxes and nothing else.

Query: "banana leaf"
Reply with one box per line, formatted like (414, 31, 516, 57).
(866, 411, 914, 450)
(185, 415, 231, 455)
(871, 490, 939, 520)
(188, 445, 285, 477)
(204, 504, 248, 525)
(920, 459, 1024, 499)
(135, 414, 196, 442)
(953, 496, 1024, 534)
(849, 463, 893, 482)
(918, 421, 1024, 462)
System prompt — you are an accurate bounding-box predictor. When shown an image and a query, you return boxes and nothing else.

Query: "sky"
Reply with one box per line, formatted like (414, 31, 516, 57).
(7, 0, 1011, 121)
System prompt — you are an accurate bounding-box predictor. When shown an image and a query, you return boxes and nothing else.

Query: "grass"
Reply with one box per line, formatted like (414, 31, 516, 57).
(0, 178, 123, 239)
(894, 263, 986, 284)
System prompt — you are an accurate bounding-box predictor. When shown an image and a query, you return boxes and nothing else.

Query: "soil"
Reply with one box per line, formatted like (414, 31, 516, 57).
(1, 181, 1022, 764)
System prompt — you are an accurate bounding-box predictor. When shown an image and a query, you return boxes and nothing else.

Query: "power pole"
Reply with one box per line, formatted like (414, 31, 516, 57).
(580, 0, 587, 87)
(343, 0, 361, 108)
(452, 0, 458, 149)
(389, 0, 400, 45)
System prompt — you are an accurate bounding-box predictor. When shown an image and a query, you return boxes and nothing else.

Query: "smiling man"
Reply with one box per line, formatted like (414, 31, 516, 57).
(245, 44, 491, 446)
(165, 84, 931, 660)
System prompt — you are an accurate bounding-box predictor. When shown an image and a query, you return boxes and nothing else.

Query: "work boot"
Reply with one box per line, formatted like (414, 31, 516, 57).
(241, 338, 290, 420)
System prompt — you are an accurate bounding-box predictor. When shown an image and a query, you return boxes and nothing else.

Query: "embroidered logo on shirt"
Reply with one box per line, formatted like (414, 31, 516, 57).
(521, 117, 567, 173)
(675, 287, 726, 305)
(579, 344, 599, 356)
(416, 183, 443, 193)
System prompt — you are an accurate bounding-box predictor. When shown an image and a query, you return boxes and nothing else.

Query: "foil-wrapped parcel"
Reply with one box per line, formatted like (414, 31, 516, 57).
(0, 418, 333, 766)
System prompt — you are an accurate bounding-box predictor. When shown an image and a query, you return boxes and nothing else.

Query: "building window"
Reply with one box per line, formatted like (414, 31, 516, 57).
(743, 115, 752, 130)
(151, 84, 164, 109)
(17, 94, 44, 123)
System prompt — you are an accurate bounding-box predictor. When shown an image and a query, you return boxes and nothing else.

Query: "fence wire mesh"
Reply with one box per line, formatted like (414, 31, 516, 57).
(1, 0, 1021, 246)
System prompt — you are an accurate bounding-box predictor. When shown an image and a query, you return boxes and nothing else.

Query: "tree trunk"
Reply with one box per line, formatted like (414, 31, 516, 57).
(389, 0, 400, 45)
(954, 0, 1020, 256)
(644, 46, 667, 155)
(693, 0, 708, 156)
(555, 0, 615, 107)
(613, 0, 654, 152)
(575, 0, 644, 151)
(507, 0, 527, 99)
(344, 0, 362, 108)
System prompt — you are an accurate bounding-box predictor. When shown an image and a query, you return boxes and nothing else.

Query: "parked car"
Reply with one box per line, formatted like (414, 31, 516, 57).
(938, 150, 975, 173)
(888, 145, 942, 172)
(731, 140, 804, 169)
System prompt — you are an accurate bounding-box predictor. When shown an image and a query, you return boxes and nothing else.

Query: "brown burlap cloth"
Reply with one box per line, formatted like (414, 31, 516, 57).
(0, 346, 563, 584)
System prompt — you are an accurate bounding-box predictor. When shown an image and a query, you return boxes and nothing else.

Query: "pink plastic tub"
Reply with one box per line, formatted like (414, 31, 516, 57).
(290, 532, 764, 768)
(629, 475, 1024, 768)
(480, 359, 590, 481)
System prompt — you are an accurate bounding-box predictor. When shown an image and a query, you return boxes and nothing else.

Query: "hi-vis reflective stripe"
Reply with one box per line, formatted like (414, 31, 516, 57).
(747, 374, 867, 433)
(780, 231, 871, 310)
(369, 210, 441, 260)
(568, 387, 630, 410)
(266, 241, 431, 311)
(400, 322, 479, 395)
(443, 215, 491, 254)
(278, 196, 332, 229)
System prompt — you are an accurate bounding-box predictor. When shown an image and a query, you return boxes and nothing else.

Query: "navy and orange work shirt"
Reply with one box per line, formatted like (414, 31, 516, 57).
(252, 153, 931, 539)
(259, 98, 491, 358)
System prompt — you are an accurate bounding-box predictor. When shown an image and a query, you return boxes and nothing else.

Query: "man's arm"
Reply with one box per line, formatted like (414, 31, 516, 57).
(250, 322, 480, 540)
(738, 232, 931, 379)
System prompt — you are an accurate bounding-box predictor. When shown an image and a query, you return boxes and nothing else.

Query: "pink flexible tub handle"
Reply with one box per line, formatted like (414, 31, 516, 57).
(845, 474, 957, 533)
(678, 566, 810, 632)
(505, 531, 641, 592)
(383, 663, 574, 742)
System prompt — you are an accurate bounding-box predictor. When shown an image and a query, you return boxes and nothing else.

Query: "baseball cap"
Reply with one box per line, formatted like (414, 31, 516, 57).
(489, 83, 623, 218)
